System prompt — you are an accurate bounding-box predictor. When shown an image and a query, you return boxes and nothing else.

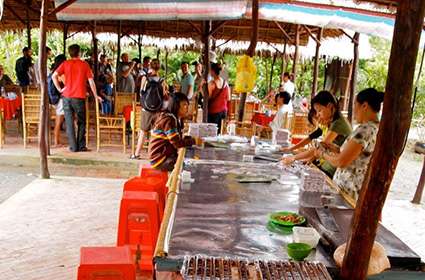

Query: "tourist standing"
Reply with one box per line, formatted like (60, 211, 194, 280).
(207, 63, 229, 134)
(141, 56, 151, 76)
(52, 44, 103, 152)
(180, 61, 194, 99)
(116, 53, 135, 93)
(15, 47, 35, 87)
(131, 58, 168, 159)
(280, 72, 295, 98)
(48, 54, 66, 147)
(34, 47, 53, 85)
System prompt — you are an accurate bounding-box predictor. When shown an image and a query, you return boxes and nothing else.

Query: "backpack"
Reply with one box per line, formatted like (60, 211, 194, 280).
(141, 77, 164, 112)
(47, 73, 60, 105)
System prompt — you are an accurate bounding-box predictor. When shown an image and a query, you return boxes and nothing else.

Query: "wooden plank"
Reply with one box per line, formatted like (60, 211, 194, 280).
(340, 1, 425, 279)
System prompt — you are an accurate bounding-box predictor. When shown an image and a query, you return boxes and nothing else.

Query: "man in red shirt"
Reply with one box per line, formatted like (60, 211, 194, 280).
(52, 44, 102, 152)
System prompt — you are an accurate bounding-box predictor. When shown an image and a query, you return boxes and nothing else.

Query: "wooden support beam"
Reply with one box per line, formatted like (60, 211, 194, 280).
(273, 21, 294, 44)
(38, 0, 50, 179)
(216, 35, 237, 48)
(209, 21, 227, 36)
(340, 1, 425, 279)
(63, 23, 68, 55)
(238, 0, 259, 122)
(116, 21, 122, 69)
(92, 21, 99, 81)
(188, 21, 203, 36)
(292, 25, 300, 81)
(138, 26, 142, 61)
(66, 26, 87, 40)
(26, 0, 32, 47)
(341, 29, 359, 44)
(312, 28, 323, 97)
(202, 21, 211, 123)
(281, 41, 287, 84)
(302, 25, 321, 46)
(269, 52, 277, 91)
(348, 32, 360, 123)
(48, 0, 78, 16)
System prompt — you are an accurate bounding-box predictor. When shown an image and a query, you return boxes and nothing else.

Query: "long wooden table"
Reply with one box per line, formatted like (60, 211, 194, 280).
(154, 146, 422, 279)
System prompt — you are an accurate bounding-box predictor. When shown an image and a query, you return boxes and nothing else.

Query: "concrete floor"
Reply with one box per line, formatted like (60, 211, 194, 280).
(0, 176, 124, 280)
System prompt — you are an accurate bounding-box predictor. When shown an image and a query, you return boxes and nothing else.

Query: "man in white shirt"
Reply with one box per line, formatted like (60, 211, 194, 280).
(280, 72, 295, 98)
(269, 91, 293, 131)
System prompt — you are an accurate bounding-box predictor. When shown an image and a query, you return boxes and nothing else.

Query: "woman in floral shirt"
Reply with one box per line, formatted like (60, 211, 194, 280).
(316, 88, 384, 201)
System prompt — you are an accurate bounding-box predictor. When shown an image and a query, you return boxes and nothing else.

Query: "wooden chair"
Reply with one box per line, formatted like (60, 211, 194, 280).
(21, 90, 42, 148)
(290, 112, 314, 139)
(95, 98, 126, 153)
(86, 98, 97, 146)
(130, 102, 142, 155)
(114, 91, 134, 115)
(235, 121, 254, 138)
(0, 108, 4, 148)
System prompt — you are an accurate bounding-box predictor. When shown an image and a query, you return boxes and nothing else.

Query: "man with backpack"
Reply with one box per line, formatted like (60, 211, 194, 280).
(131, 58, 168, 159)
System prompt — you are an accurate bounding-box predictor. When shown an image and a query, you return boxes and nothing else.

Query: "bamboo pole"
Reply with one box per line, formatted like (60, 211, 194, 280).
(411, 156, 425, 204)
(154, 148, 186, 258)
(26, 0, 31, 47)
(340, 1, 425, 278)
(38, 0, 50, 179)
(269, 52, 277, 91)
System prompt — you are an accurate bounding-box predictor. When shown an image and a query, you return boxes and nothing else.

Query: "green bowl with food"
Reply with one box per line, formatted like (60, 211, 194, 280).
(269, 211, 306, 227)
(287, 242, 312, 261)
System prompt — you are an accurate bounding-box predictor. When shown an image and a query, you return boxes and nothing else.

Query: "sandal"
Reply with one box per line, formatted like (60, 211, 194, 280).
(130, 154, 141, 160)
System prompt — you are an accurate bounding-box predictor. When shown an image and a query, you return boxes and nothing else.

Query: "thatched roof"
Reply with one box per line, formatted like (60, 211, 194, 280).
(0, 1, 343, 47)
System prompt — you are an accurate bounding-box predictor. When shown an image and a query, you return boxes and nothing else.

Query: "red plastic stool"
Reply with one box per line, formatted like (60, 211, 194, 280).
(139, 164, 168, 182)
(123, 176, 167, 215)
(117, 191, 161, 271)
(77, 246, 136, 280)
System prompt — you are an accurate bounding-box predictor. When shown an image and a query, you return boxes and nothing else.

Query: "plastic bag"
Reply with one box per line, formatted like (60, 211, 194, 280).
(234, 55, 256, 93)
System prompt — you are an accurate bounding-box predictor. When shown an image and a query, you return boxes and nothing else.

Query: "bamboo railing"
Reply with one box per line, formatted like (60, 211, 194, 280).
(154, 148, 186, 258)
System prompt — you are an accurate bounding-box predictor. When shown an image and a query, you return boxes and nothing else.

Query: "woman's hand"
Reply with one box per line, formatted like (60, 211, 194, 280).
(281, 146, 292, 153)
(281, 156, 295, 165)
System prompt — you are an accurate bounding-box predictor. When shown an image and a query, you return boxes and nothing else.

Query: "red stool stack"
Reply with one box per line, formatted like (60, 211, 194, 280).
(117, 191, 162, 271)
(77, 246, 136, 280)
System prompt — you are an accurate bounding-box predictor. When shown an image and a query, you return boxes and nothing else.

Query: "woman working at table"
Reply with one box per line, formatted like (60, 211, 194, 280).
(282, 90, 352, 178)
(315, 88, 383, 201)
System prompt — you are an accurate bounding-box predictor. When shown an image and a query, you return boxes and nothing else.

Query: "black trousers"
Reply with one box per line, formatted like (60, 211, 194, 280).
(63, 97, 86, 152)
(208, 111, 226, 135)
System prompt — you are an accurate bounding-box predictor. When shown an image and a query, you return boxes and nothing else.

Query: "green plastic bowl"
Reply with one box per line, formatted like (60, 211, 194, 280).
(269, 211, 306, 227)
(286, 242, 312, 261)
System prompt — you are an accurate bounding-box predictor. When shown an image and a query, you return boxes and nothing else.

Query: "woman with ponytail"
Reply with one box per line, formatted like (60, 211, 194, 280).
(316, 88, 384, 201)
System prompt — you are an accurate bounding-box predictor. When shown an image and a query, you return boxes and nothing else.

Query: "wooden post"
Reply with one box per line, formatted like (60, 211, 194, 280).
(269, 52, 277, 91)
(165, 49, 169, 78)
(26, 0, 31, 47)
(202, 21, 211, 123)
(292, 24, 300, 81)
(237, 0, 259, 122)
(280, 41, 287, 85)
(348, 32, 360, 123)
(116, 21, 122, 69)
(63, 23, 68, 55)
(92, 21, 99, 81)
(412, 156, 425, 204)
(340, 1, 425, 279)
(312, 28, 323, 97)
(38, 0, 50, 179)
(138, 31, 142, 61)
